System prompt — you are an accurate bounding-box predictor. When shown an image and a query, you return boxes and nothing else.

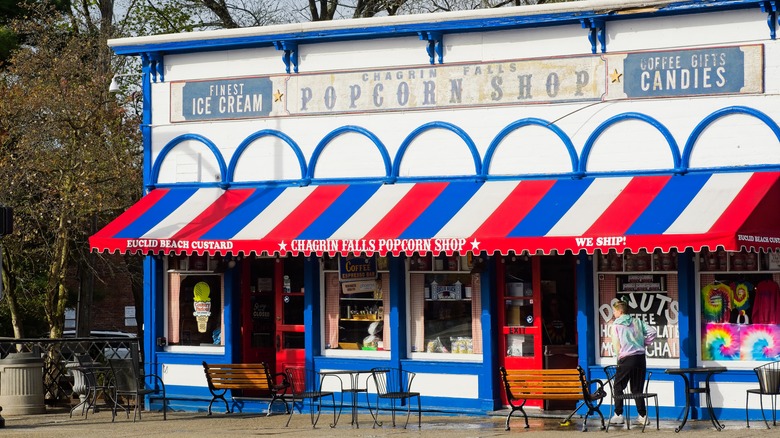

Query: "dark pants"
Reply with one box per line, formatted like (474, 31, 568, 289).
(614, 354, 647, 416)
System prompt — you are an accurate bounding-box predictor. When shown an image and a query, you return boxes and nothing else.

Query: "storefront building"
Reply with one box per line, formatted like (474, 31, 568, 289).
(91, 0, 780, 420)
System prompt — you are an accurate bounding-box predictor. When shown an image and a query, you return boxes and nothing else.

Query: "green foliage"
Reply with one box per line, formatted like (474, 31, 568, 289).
(0, 25, 16, 62)
(0, 4, 142, 338)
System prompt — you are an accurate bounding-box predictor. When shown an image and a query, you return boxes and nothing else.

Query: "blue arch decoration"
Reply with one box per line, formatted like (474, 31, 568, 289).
(150, 134, 227, 189)
(227, 129, 309, 186)
(308, 125, 393, 184)
(483, 118, 579, 180)
(682, 105, 780, 173)
(579, 112, 682, 176)
(393, 121, 482, 182)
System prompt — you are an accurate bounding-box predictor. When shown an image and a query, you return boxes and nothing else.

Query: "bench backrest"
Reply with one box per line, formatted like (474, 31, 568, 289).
(203, 362, 274, 391)
(499, 367, 588, 401)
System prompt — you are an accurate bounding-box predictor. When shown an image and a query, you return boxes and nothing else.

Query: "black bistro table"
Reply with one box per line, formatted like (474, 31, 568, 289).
(665, 367, 727, 432)
(318, 369, 375, 428)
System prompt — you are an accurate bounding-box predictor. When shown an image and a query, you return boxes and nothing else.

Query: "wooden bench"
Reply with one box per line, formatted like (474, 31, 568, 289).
(499, 366, 606, 431)
(202, 362, 289, 416)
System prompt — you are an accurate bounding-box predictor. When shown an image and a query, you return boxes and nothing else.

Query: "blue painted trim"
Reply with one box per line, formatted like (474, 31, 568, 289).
(145, 106, 780, 190)
(418, 31, 444, 64)
(484, 118, 579, 178)
(140, 57, 153, 193)
(683, 164, 780, 174)
(393, 121, 482, 180)
(152, 53, 164, 82)
(576, 253, 596, 372)
(304, 256, 320, 371)
(143, 256, 156, 393)
(222, 263, 236, 361)
(308, 125, 393, 183)
(388, 256, 406, 364)
(273, 40, 299, 73)
(580, 18, 606, 54)
(227, 129, 308, 185)
(760, 1, 778, 39)
(150, 134, 228, 190)
(479, 253, 500, 410)
(682, 106, 780, 171)
(111, 1, 768, 56)
(674, 249, 698, 418)
(580, 112, 682, 175)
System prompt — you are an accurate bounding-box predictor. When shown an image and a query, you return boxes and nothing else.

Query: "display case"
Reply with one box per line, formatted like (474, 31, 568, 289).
(338, 286, 383, 349)
(411, 270, 474, 354)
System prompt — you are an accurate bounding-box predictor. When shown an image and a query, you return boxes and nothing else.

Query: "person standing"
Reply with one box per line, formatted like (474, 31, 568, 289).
(609, 300, 657, 426)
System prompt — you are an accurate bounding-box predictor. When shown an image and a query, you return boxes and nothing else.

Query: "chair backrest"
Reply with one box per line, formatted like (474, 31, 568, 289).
(75, 354, 99, 386)
(371, 367, 415, 396)
(754, 360, 780, 394)
(603, 364, 652, 395)
(285, 366, 315, 396)
(109, 357, 141, 392)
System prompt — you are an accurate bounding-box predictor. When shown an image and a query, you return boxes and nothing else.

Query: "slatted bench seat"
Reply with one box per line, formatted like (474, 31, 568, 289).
(202, 361, 289, 416)
(499, 366, 606, 431)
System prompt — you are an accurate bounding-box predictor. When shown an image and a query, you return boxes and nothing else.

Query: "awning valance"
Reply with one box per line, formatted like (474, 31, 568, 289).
(89, 171, 780, 257)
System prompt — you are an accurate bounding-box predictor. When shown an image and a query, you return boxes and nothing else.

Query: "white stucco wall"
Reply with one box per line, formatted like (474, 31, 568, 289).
(137, 5, 780, 186)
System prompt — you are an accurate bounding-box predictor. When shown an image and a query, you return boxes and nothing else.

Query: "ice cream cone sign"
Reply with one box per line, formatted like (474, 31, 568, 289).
(193, 281, 212, 333)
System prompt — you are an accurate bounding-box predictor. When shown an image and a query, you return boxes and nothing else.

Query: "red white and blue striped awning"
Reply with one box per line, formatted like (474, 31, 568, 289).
(89, 171, 780, 257)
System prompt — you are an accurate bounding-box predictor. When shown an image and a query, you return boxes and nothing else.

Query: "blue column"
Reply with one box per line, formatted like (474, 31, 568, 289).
(676, 249, 697, 416)
(479, 253, 499, 410)
(677, 250, 696, 368)
(576, 252, 596, 373)
(388, 256, 407, 366)
(222, 263, 236, 361)
(144, 256, 160, 376)
(304, 256, 320, 369)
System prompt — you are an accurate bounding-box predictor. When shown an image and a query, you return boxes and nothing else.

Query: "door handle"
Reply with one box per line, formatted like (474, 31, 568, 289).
(276, 335, 281, 352)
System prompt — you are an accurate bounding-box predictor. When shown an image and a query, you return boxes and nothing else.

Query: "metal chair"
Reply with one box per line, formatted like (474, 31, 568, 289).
(284, 366, 336, 428)
(746, 359, 780, 429)
(370, 367, 421, 429)
(74, 354, 112, 418)
(108, 344, 167, 422)
(603, 364, 659, 432)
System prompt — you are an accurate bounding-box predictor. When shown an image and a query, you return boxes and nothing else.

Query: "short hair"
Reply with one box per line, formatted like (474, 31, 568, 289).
(613, 301, 629, 314)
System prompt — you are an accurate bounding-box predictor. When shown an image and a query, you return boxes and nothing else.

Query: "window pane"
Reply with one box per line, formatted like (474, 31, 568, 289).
(596, 250, 678, 360)
(167, 269, 223, 346)
(324, 260, 389, 352)
(282, 295, 304, 325)
(700, 251, 780, 362)
(410, 271, 480, 355)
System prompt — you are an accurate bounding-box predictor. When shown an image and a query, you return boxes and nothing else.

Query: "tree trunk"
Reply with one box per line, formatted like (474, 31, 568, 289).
(2, 247, 24, 338)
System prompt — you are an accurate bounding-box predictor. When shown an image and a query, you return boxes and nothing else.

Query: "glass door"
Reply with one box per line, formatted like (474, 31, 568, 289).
(498, 254, 542, 406)
(275, 256, 305, 373)
(241, 257, 275, 367)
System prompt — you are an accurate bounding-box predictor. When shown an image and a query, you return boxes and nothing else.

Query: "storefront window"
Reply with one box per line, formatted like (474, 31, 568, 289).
(323, 255, 390, 355)
(166, 256, 224, 349)
(596, 250, 679, 363)
(699, 249, 780, 363)
(409, 254, 482, 359)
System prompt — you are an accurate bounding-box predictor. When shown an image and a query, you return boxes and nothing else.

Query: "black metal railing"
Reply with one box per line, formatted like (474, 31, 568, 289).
(0, 337, 140, 405)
